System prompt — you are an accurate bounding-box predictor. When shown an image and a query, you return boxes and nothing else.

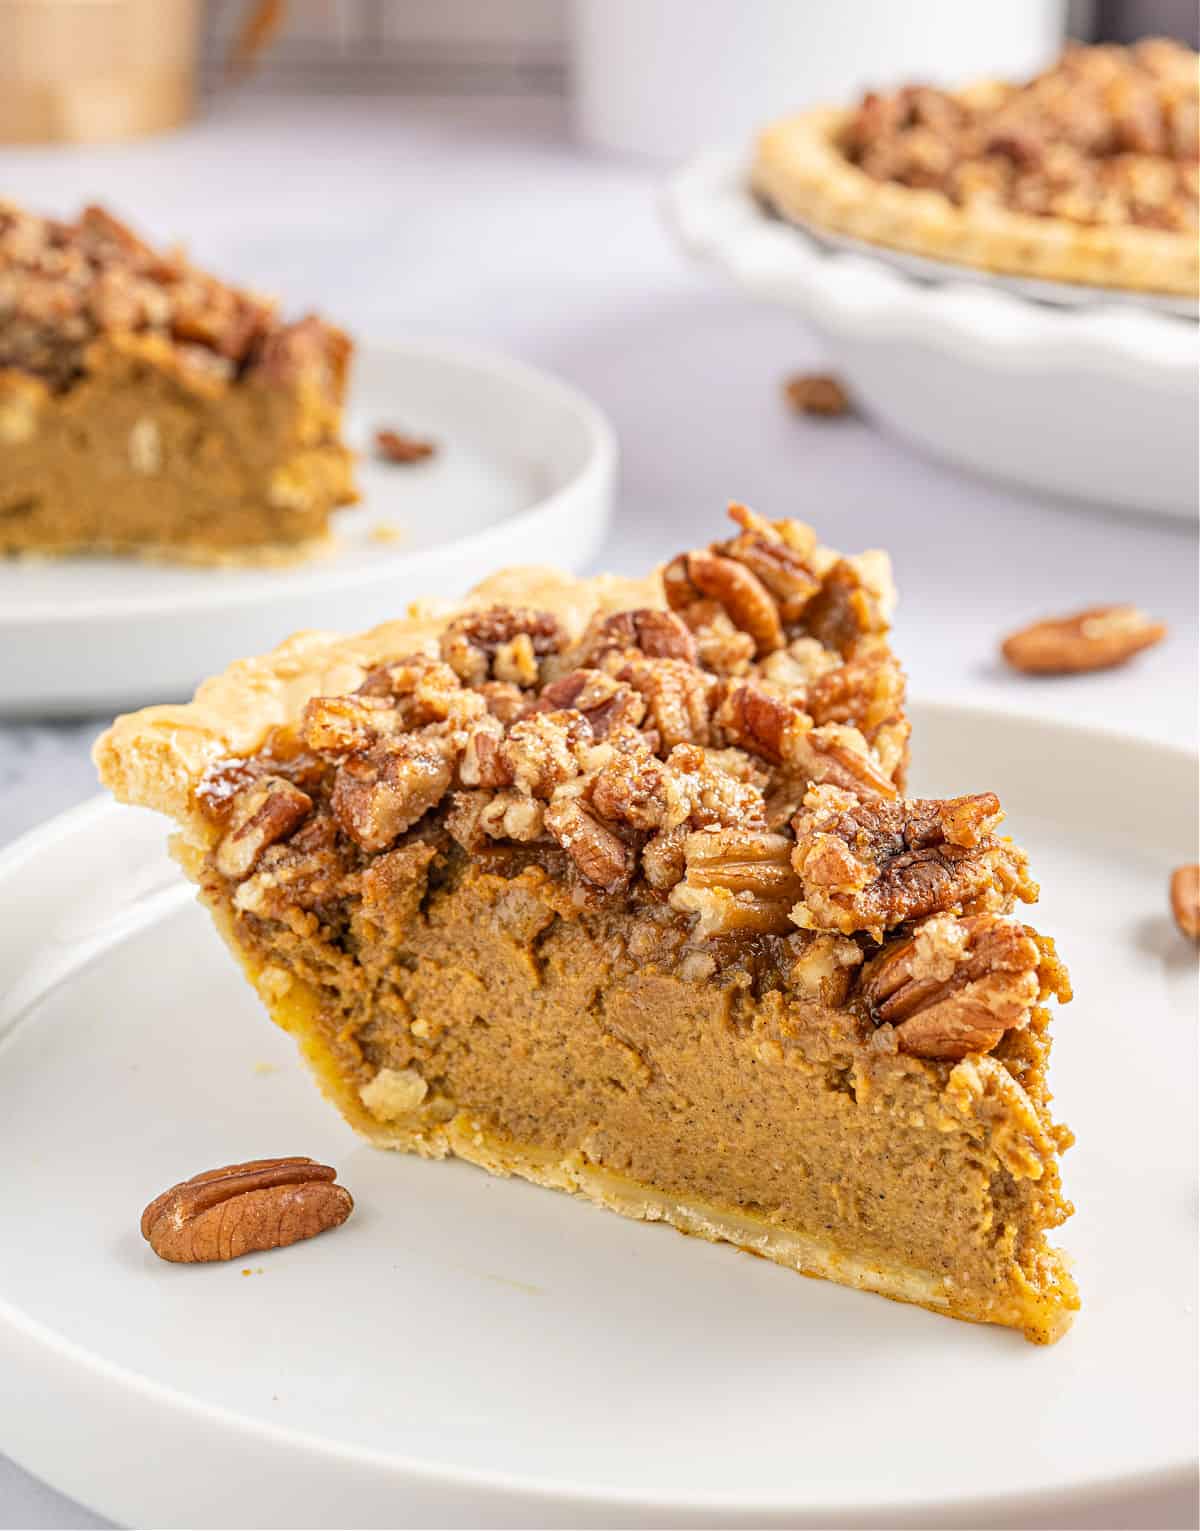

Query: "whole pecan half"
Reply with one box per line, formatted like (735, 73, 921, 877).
(784, 373, 851, 418)
(544, 792, 633, 890)
(859, 913, 1043, 1060)
(1001, 606, 1166, 674)
(791, 785, 1036, 939)
(141, 1158, 353, 1263)
(1170, 864, 1200, 941)
(671, 828, 804, 936)
(664, 548, 785, 657)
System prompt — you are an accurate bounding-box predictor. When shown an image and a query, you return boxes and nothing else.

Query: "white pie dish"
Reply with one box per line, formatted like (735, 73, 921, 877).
(0, 701, 1194, 1529)
(665, 152, 1199, 520)
(0, 339, 616, 717)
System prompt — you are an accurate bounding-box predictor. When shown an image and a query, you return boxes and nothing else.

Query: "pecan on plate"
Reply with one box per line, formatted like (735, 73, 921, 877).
(791, 785, 1036, 940)
(784, 373, 852, 418)
(1170, 864, 1200, 941)
(141, 1158, 353, 1263)
(859, 913, 1043, 1060)
(1001, 606, 1167, 674)
(670, 828, 804, 936)
(375, 427, 436, 464)
(214, 776, 312, 879)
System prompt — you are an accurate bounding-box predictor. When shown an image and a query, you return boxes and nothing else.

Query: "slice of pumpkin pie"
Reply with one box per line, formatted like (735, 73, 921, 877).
(95, 505, 1077, 1342)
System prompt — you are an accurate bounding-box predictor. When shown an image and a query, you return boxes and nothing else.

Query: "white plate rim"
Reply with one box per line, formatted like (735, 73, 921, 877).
(2, 337, 618, 627)
(0, 701, 1196, 1526)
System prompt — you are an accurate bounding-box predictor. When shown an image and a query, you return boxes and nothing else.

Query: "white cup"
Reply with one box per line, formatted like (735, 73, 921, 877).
(569, 0, 1066, 162)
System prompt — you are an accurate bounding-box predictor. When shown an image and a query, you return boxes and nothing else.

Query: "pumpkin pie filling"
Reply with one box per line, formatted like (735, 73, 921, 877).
(1, 201, 357, 561)
(96, 505, 1077, 1342)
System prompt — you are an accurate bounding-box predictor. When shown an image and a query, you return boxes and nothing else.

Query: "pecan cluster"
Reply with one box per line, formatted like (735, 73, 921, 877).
(841, 40, 1198, 232)
(202, 504, 1059, 1061)
(0, 201, 347, 392)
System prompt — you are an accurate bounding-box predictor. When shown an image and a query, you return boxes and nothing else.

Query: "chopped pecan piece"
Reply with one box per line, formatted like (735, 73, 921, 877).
(805, 645, 906, 738)
(671, 828, 804, 936)
(302, 692, 399, 755)
(501, 709, 593, 797)
(576, 608, 698, 667)
(459, 715, 512, 788)
(664, 548, 784, 657)
(717, 683, 896, 797)
(440, 606, 564, 688)
(717, 679, 809, 765)
(215, 776, 312, 879)
(533, 669, 647, 739)
(859, 914, 1043, 1060)
(331, 738, 454, 851)
(799, 560, 885, 657)
(723, 503, 821, 625)
(544, 792, 633, 891)
(1000, 606, 1167, 674)
(791, 785, 1035, 939)
(617, 656, 715, 750)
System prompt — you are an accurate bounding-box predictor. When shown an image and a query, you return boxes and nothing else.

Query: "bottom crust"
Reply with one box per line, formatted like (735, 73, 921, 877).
(365, 1113, 1075, 1345)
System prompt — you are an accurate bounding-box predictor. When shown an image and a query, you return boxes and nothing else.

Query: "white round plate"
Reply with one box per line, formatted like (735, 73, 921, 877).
(666, 153, 1199, 521)
(0, 340, 616, 717)
(0, 702, 1195, 1529)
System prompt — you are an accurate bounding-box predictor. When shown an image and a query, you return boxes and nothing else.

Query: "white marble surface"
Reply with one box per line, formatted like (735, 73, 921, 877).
(0, 91, 1196, 1530)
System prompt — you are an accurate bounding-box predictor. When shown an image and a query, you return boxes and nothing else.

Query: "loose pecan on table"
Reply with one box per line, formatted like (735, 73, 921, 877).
(784, 373, 852, 418)
(1000, 606, 1167, 674)
(1170, 865, 1200, 941)
(141, 1158, 353, 1263)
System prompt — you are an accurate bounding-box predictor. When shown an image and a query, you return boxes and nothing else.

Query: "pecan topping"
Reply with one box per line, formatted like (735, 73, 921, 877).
(859, 914, 1043, 1060)
(440, 607, 563, 688)
(501, 709, 592, 796)
(331, 739, 454, 851)
(140, 1158, 353, 1263)
(671, 829, 804, 936)
(544, 793, 633, 891)
(375, 426, 436, 463)
(215, 777, 312, 879)
(664, 549, 785, 657)
(840, 41, 1198, 234)
(617, 656, 715, 750)
(533, 669, 647, 739)
(791, 786, 1035, 939)
(799, 561, 884, 657)
(1170, 864, 1200, 941)
(784, 373, 851, 418)
(577, 608, 697, 666)
(1000, 606, 1167, 675)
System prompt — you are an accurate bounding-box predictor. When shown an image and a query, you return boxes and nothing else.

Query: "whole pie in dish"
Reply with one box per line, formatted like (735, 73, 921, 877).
(0, 202, 357, 562)
(753, 39, 1199, 296)
(96, 505, 1077, 1343)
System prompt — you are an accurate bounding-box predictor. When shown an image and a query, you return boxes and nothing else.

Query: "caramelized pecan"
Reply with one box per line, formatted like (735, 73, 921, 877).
(533, 669, 647, 739)
(215, 777, 312, 879)
(860, 914, 1044, 1060)
(440, 607, 564, 688)
(331, 738, 454, 851)
(664, 548, 784, 657)
(671, 828, 804, 936)
(617, 656, 715, 750)
(791, 785, 1035, 939)
(544, 792, 633, 890)
(576, 608, 697, 666)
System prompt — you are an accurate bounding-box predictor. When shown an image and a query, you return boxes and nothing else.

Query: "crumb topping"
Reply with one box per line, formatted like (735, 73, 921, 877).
(0, 201, 348, 393)
(840, 40, 1198, 232)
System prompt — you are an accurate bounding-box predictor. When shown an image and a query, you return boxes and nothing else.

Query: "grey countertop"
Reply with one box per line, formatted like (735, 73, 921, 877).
(1, 90, 1196, 1531)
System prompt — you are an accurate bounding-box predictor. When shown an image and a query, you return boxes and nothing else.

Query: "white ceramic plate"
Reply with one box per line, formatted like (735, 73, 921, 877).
(0, 340, 616, 718)
(666, 153, 1199, 520)
(0, 702, 1196, 1530)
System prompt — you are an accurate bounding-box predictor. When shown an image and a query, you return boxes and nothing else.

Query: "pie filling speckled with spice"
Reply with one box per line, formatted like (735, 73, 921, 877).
(753, 39, 1199, 296)
(0, 202, 357, 563)
(96, 505, 1077, 1342)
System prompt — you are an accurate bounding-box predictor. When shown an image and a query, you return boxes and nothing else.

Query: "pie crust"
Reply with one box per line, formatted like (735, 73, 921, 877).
(753, 96, 1199, 298)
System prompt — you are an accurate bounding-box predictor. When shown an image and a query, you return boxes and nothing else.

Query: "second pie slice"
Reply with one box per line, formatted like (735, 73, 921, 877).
(95, 505, 1077, 1342)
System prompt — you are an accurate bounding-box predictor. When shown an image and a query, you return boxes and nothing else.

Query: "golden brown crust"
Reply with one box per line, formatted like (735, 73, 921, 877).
(753, 104, 1199, 296)
(94, 566, 664, 832)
